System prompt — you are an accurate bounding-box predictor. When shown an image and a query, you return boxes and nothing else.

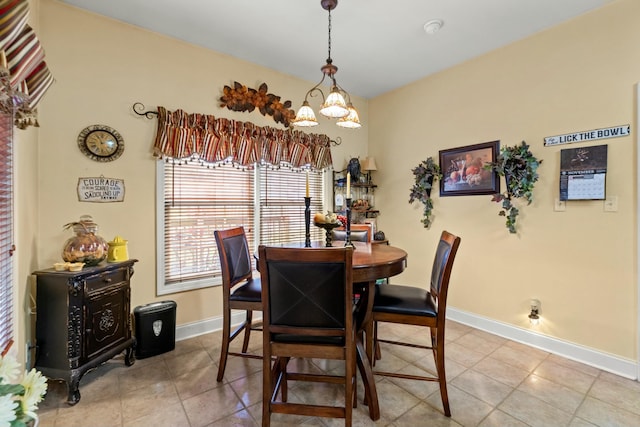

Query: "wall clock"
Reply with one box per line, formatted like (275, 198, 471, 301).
(77, 125, 125, 162)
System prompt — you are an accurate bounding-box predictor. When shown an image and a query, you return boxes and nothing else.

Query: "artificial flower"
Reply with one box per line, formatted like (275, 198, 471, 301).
(20, 368, 47, 418)
(0, 394, 18, 427)
(0, 356, 19, 385)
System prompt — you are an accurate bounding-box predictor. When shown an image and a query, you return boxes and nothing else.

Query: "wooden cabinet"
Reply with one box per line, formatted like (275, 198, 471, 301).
(33, 260, 137, 405)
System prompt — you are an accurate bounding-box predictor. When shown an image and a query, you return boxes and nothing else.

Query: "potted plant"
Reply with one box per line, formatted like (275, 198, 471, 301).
(484, 141, 542, 233)
(409, 157, 442, 228)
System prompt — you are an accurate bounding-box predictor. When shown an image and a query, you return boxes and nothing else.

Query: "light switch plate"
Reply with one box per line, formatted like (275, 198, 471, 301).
(604, 196, 618, 212)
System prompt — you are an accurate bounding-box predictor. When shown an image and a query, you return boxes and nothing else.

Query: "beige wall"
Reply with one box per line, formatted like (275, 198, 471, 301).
(15, 0, 637, 367)
(370, 0, 638, 360)
(23, 0, 368, 340)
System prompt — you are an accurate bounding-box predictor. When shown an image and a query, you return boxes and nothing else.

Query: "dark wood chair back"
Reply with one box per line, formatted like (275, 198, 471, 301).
(371, 230, 461, 417)
(213, 226, 262, 382)
(332, 223, 373, 242)
(258, 245, 356, 426)
(430, 230, 461, 322)
(215, 226, 253, 290)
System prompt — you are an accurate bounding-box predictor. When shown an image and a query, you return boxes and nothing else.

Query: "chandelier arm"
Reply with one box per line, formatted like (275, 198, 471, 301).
(303, 76, 328, 104)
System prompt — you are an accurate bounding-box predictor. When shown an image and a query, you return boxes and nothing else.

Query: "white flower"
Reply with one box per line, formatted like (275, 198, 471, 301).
(0, 394, 18, 427)
(20, 368, 47, 417)
(0, 356, 19, 385)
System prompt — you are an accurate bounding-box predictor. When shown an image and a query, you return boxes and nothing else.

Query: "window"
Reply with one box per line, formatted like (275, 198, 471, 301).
(0, 112, 13, 351)
(259, 168, 323, 245)
(157, 161, 325, 295)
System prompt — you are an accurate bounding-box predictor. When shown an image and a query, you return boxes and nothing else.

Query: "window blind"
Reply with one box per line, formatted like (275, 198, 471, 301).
(259, 168, 324, 245)
(163, 162, 255, 285)
(160, 161, 328, 293)
(0, 112, 13, 351)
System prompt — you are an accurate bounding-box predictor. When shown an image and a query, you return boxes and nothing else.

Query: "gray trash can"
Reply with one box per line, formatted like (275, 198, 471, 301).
(134, 301, 177, 359)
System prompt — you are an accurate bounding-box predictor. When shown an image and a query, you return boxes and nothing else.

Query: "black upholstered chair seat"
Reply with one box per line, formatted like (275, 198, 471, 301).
(229, 278, 262, 303)
(373, 284, 436, 317)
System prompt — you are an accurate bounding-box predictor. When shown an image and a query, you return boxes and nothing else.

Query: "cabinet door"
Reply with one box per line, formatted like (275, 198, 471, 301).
(84, 282, 130, 361)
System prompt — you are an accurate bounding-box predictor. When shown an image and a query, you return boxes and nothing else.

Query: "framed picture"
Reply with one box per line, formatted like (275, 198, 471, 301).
(439, 140, 500, 197)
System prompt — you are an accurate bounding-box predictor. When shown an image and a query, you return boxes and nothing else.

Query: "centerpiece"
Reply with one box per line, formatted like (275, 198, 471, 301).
(313, 212, 342, 247)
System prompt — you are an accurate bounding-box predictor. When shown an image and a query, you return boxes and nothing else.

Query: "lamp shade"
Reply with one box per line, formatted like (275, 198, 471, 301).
(319, 88, 349, 118)
(361, 156, 377, 171)
(292, 101, 319, 127)
(336, 103, 361, 129)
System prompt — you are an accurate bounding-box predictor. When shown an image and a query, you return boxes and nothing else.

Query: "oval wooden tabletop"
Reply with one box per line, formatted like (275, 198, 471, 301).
(340, 241, 408, 282)
(255, 241, 407, 283)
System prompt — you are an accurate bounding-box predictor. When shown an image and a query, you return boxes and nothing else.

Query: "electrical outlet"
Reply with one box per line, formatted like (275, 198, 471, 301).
(554, 198, 566, 212)
(604, 196, 618, 212)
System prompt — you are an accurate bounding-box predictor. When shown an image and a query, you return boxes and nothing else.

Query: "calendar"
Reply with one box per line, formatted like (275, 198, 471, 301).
(559, 145, 607, 201)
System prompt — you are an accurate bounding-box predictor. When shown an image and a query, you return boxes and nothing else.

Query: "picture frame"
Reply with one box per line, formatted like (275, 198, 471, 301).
(439, 140, 500, 197)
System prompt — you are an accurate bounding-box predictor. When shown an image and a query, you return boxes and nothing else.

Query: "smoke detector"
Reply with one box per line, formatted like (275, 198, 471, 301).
(423, 19, 443, 35)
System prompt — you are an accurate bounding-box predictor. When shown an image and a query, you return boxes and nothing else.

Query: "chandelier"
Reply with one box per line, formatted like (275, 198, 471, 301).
(292, 0, 361, 129)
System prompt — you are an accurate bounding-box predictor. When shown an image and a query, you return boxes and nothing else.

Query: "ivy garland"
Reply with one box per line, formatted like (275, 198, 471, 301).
(409, 157, 442, 228)
(484, 141, 542, 234)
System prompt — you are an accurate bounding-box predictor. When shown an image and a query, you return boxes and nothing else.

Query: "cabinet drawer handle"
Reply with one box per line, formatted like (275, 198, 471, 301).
(103, 278, 112, 284)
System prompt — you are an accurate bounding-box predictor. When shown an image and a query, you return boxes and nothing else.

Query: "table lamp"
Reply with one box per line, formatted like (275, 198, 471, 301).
(361, 156, 377, 184)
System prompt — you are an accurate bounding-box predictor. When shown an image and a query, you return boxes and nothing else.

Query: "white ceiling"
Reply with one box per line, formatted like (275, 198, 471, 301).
(59, 0, 613, 99)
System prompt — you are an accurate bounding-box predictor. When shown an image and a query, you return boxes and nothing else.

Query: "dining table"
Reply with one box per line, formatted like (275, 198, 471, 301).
(255, 240, 408, 421)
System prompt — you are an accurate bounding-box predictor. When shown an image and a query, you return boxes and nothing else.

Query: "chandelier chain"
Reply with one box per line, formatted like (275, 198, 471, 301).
(327, 8, 332, 61)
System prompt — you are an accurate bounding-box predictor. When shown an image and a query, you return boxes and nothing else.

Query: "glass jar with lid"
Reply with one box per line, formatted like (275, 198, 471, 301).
(61, 215, 108, 266)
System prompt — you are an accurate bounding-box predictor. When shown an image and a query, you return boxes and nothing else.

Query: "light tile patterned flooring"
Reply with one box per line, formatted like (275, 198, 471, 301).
(36, 320, 640, 427)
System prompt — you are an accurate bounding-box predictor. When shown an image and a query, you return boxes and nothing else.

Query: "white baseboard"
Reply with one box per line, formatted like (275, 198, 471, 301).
(176, 311, 262, 341)
(175, 307, 637, 381)
(447, 307, 637, 380)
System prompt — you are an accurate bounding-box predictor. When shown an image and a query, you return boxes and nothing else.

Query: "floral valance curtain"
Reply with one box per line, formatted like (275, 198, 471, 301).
(0, 0, 54, 129)
(153, 106, 333, 170)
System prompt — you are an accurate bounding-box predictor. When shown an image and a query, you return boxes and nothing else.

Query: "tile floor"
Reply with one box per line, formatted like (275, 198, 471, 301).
(36, 320, 640, 427)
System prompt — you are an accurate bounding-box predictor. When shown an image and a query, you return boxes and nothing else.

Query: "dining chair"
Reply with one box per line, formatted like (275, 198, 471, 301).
(371, 230, 461, 416)
(258, 245, 357, 427)
(332, 223, 372, 242)
(214, 226, 262, 382)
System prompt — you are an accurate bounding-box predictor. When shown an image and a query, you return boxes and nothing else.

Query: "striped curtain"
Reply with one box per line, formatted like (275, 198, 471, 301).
(0, 0, 54, 129)
(0, 0, 28, 51)
(153, 106, 333, 171)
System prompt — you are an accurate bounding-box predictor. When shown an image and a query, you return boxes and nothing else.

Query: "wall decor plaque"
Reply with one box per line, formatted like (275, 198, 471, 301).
(544, 124, 629, 147)
(77, 177, 125, 202)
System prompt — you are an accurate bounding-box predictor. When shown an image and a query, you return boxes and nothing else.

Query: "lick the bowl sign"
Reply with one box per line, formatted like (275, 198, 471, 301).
(78, 176, 125, 202)
(544, 124, 630, 146)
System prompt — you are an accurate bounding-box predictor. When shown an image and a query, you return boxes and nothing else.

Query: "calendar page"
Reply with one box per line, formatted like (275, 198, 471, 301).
(559, 145, 607, 201)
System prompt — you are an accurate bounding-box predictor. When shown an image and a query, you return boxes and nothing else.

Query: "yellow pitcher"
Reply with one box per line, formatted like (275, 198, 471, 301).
(107, 236, 129, 262)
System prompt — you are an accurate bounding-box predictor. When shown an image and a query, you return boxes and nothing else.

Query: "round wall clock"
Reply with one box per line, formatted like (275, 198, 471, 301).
(77, 125, 125, 162)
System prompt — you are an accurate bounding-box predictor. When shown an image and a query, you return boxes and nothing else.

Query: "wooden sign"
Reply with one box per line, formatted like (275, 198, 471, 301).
(544, 124, 630, 147)
(77, 177, 125, 202)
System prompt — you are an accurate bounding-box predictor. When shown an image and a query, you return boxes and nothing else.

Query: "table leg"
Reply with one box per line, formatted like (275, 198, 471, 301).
(355, 281, 380, 421)
(356, 333, 380, 420)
